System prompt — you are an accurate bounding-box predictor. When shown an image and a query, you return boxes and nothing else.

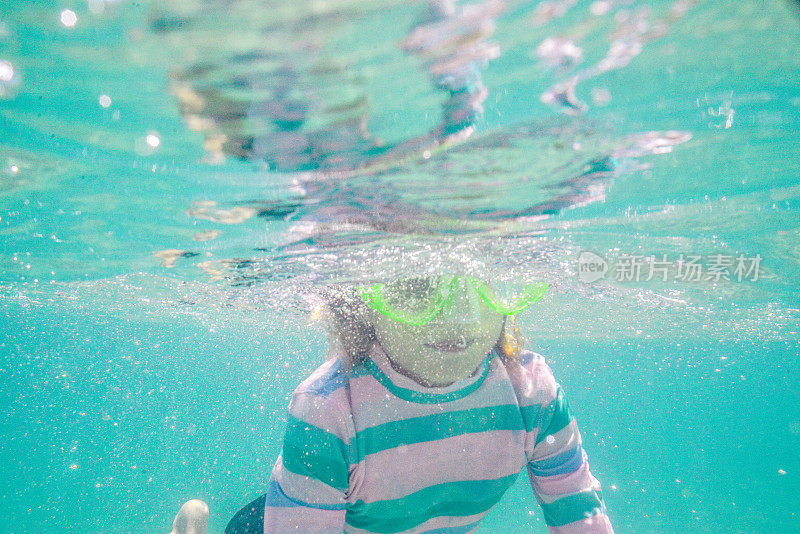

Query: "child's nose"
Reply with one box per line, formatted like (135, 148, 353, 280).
(439, 285, 481, 325)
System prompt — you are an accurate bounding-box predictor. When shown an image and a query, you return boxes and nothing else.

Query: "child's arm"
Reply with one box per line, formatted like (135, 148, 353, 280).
(262, 387, 352, 533)
(521, 354, 614, 533)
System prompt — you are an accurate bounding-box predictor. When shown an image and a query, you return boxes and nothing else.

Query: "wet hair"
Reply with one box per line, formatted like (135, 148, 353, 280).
(320, 285, 524, 369)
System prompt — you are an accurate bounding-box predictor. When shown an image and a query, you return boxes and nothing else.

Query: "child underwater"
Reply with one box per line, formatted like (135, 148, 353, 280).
(173, 276, 614, 533)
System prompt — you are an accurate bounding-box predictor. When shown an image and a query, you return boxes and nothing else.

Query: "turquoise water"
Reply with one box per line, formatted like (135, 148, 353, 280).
(2, 0, 800, 532)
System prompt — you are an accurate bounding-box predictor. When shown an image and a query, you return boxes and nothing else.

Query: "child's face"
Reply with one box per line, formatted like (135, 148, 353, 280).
(371, 282, 504, 387)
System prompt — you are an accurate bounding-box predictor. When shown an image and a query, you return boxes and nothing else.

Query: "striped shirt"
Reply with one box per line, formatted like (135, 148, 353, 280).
(263, 345, 613, 533)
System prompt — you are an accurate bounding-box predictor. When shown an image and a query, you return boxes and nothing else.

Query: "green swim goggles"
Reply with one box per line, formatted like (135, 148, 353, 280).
(357, 276, 548, 326)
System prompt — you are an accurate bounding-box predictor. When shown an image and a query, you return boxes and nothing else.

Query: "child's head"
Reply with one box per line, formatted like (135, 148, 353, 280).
(322, 276, 544, 382)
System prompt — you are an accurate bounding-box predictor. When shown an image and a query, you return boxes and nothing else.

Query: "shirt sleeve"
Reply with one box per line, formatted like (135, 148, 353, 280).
(518, 353, 614, 533)
(263, 389, 352, 534)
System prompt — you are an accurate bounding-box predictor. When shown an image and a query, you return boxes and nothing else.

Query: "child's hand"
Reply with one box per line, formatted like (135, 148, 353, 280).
(170, 499, 209, 534)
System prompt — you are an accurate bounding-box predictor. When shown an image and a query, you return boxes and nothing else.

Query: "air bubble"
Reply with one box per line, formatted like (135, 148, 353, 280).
(60, 9, 78, 28)
(0, 60, 20, 99)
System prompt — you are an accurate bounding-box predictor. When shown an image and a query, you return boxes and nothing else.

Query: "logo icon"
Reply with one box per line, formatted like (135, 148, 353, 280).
(577, 251, 608, 283)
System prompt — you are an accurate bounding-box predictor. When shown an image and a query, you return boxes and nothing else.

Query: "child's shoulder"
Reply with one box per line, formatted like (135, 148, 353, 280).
(287, 357, 356, 438)
(502, 349, 559, 399)
(294, 357, 350, 400)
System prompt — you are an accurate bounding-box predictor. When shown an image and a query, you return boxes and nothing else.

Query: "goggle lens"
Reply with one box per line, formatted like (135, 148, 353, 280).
(358, 276, 547, 326)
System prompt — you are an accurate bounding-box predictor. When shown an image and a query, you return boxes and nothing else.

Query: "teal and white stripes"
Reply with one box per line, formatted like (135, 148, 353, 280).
(263, 348, 613, 533)
(282, 414, 351, 492)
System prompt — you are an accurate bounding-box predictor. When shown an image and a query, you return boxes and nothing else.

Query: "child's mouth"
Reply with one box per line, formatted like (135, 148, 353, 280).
(424, 337, 476, 353)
